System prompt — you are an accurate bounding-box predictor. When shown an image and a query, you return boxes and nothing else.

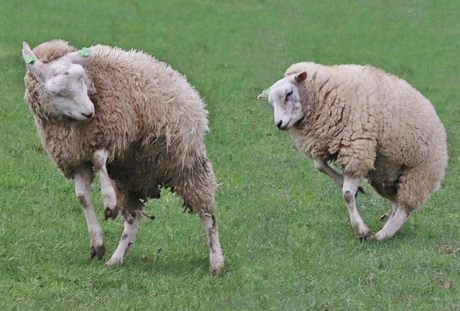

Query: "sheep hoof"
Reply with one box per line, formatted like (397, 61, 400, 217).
(90, 244, 106, 260)
(209, 254, 224, 274)
(104, 207, 119, 220)
(210, 267, 224, 275)
(371, 231, 387, 241)
(210, 263, 224, 274)
(355, 227, 370, 240)
(105, 257, 123, 266)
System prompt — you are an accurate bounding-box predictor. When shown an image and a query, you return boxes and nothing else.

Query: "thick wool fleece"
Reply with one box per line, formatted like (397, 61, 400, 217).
(285, 62, 447, 210)
(24, 40, 217, 215)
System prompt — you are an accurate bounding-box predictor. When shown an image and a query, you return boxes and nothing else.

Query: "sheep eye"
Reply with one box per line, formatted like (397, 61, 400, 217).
(49, 89, 68, 97)
(285, 90, 293, 101)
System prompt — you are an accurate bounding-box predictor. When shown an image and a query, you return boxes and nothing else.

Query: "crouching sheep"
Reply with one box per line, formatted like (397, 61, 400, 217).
(22, 39, 224, 271)
(258, 62, 447, 240)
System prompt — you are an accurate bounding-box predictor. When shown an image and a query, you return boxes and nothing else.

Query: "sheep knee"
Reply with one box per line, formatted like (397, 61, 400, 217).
(92, 149, 111, 171)
(343, 190, 354, 204)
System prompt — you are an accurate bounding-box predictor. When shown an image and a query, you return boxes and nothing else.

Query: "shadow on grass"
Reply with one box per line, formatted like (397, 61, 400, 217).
(95, 251, 229, 278)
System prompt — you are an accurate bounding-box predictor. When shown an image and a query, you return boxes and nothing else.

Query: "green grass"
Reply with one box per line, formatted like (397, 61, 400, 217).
(1, 0, 460, 310)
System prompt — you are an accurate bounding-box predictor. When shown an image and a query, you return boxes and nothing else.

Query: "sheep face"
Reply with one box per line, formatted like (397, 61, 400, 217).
(268, 72, 307, 130)
(46, 64, 94, 121)
(22, 42, 95, 121)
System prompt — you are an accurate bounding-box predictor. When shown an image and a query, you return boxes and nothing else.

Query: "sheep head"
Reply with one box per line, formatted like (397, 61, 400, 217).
(259, 71, 307, 130)
(22, 41, 99, 121)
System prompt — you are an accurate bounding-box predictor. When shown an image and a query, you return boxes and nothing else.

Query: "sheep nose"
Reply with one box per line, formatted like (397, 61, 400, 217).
(276, 121, 283, 130)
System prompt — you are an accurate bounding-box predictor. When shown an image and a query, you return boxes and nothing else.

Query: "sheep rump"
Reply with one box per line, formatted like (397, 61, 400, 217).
(260, 61, 447, 240)
(23, 39, 224, 271)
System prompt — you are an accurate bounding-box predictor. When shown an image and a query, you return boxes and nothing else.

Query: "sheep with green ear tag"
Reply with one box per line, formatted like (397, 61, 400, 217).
(22, 39, 224, 272)
(258, 61, 447, 241)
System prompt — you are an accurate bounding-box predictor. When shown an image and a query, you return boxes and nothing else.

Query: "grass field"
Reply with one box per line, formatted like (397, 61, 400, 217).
(1, 0, 460, 310)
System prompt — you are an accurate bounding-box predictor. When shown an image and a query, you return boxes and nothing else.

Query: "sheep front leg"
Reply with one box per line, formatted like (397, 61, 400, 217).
(105, 211, 141, 266)
(92, 149, 118, 220)
(314, 160, 344, 186)
(200, 213, 224, 273)
(74, 163, 106, 259)
(315, 160, 364, 196)
(342, 175, 370, 239)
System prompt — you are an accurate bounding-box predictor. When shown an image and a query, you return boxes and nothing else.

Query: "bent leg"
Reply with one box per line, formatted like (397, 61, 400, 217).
(343, 175, 369, 238)
(74, 163, 105, 259)
(314, 160, 344, 186)
(92, 149, 118, 220)
(315, 160, 364, 195)
(372, 161, 443, 240)
(373, 203, 410, 241)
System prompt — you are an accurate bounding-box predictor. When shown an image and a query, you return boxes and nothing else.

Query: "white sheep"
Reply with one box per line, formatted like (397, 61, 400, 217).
(258, 62, 448, 240)
(22, 39, 224, 272)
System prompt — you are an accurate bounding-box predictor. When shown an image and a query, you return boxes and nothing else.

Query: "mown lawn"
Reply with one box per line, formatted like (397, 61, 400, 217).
(1, 0, 459, 310)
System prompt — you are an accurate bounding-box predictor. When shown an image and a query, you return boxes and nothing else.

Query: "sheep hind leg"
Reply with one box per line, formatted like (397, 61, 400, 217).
(343, 175, 370, 239)
(74, 163, 105, 260)
(200, 213, 224, 273)
(105, 211, 141, 266)
(92, 149, 119, 220)
(176, 159, 224, 272)
(372, 203, 410, 241)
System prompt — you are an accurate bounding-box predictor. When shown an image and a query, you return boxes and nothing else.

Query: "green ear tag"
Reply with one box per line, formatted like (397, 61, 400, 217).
(78, 47, 90, 57)
(262, 87, 271, 96)
(24, 55, 37, 64)
(257, 87, 271, 99)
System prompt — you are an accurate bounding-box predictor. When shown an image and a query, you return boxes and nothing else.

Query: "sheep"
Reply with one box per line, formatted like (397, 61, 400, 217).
(22, 39, 224, 272)
(258, 62, 448, 240)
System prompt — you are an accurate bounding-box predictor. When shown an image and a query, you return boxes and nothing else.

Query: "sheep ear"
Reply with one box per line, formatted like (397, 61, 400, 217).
(257, 87, 271, 99)
(22, 42, 47, 82)
(64, 45, 102, 64)
(294, 71, 307, 83)
(22, 42, 39, 65)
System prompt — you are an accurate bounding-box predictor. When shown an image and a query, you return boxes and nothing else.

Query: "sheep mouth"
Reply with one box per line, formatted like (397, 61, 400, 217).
(293, 117, 303, 128)
(278, 117, 302, 131)
(80, 112, 94, 120)
(67, 112, 94, 121)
